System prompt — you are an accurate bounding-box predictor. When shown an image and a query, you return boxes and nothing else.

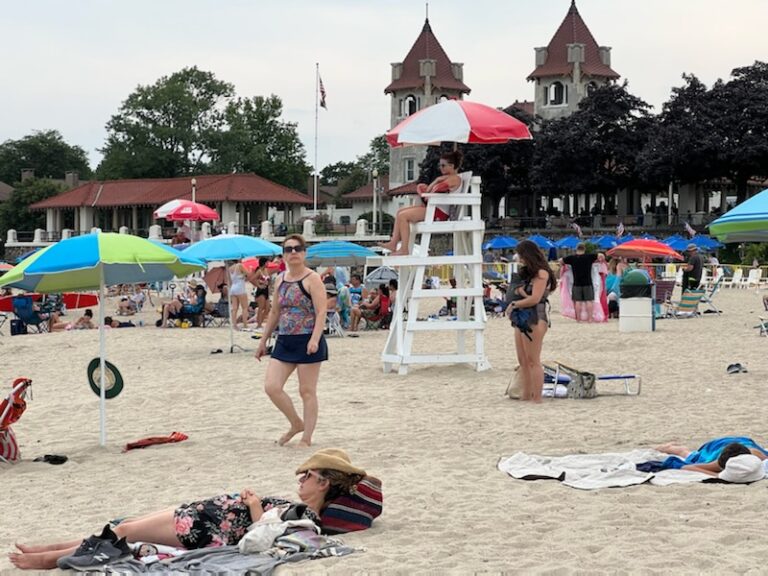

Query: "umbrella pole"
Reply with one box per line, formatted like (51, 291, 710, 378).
(98, 276, 107, 447)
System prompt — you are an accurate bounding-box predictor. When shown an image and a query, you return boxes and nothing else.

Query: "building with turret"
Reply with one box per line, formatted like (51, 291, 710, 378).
(528, 1, 619, 121)
(384, 18, 470, 189)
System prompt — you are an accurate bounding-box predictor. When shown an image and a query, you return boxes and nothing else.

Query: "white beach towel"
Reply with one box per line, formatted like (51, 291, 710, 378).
(496, 449, 763, 490)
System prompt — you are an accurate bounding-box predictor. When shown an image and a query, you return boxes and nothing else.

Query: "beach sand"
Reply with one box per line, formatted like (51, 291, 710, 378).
(1, 287, 767, 574)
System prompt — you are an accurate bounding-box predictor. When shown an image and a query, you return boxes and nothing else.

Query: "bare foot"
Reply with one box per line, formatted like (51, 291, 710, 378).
(9, 552, 58, 570)
(377, 242, 395, 252)
(278, 424, 304, 446)
(296, 439, 312, 449)
(14, 543, 51, 554)
(390, 249, 409, 256)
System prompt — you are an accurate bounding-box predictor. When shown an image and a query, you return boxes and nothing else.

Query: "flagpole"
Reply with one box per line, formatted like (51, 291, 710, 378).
(314, 63, 319, 215)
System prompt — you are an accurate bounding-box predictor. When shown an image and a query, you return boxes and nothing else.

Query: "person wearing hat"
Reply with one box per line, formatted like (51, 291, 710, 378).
(158, 279, 207, 328)
(655, 437, 768, 481)
(681, 243, 703, 291)
(9, 449, 366, 570)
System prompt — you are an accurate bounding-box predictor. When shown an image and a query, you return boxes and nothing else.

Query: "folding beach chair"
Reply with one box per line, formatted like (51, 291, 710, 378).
(12, 296, 50, 333)
(325, 310, 346, 338)
(745, 269, 762, 290)
(543, 363, 641, 399)
(755, 317, 768, 337)
(0, 378, 32, 464)
(700, 277, 722, 314)
(665, 289, 704, 318)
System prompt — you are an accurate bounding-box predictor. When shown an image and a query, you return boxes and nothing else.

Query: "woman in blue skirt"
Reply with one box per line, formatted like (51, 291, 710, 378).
(256, 234, 328, 448)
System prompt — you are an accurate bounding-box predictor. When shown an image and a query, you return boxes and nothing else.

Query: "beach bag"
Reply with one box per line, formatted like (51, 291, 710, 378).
(556, 363, 597, 399)
(321, 476, 383, 535)
(505, 366, 523, 399)
(10, 320, 27, 336)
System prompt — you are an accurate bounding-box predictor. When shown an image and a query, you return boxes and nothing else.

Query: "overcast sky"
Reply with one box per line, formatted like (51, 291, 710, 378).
(2, 0, 766, 176)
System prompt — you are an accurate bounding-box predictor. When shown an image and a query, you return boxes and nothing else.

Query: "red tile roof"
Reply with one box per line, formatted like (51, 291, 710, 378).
(344, 176, 390, 200)
(30, 173, 312, 210)
(387, 181, 420, 197)
(527, 1, 619, 81)
(384, 19, 470, 94)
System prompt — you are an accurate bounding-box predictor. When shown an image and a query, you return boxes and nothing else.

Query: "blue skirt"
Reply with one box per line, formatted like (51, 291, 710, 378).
(661, 436, 768, 469)
(272, 334, 328, 364)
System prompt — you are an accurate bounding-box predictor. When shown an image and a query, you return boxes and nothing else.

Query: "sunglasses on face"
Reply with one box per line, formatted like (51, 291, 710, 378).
(298, 470, 325, 483)
(283, 245, 305, 254)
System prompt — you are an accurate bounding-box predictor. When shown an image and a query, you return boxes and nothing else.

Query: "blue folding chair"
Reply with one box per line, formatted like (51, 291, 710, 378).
(12, 297, 50, 333)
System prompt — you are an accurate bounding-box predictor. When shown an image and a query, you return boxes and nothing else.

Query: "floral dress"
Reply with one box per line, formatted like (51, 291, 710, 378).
(173, 493, 320, 549)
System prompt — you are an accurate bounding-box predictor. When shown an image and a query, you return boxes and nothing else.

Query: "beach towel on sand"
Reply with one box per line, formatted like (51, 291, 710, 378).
(123, 431, 188, 452)
(497, 449, 768, 490)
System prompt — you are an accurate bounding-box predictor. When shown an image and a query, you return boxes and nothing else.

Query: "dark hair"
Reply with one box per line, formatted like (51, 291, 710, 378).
(351, 274, 362, 283)
(318, 469, 365, 505)
(283, 234, 306, 250)
(84, 309, 93, 318)
(379, 284, 389, 297)
(104, 316, 113, 325)
(717, 443, 750, 468)
(440, 150, 463, 169)
(388, 279, 398, 290)
(515, 240, 557, 292)
(258, 257, 268, 267)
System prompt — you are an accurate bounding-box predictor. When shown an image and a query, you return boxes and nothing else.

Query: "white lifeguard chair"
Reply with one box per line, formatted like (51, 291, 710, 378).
(381, 172, 490, 374)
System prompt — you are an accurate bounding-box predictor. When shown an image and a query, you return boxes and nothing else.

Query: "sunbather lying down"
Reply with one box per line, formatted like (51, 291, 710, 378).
(655, 436, 768, 479)
(9, 448, 366, 571)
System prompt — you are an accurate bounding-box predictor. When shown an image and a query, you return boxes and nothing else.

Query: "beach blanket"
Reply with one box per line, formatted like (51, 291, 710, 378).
(103, 529, 356, 574)
(497, 449, 768, 490)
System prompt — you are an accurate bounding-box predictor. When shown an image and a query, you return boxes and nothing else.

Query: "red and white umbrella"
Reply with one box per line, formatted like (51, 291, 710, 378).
(386, 100, 532, 147)
(607, 239, 684, 261)
(154, 199, 219, 221)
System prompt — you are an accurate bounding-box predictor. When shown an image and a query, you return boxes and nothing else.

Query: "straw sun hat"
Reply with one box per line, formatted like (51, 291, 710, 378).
(296, 448, 366, 476)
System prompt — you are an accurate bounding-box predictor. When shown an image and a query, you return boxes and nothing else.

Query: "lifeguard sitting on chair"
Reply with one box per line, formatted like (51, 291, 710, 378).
(378, 151, 463, 256)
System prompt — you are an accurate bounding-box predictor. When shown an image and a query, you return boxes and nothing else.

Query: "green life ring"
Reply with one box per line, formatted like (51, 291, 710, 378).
(87, 358, 124, 399)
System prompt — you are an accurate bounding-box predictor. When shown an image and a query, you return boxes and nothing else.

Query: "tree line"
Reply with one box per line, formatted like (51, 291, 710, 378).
(421, 60, 768, 218)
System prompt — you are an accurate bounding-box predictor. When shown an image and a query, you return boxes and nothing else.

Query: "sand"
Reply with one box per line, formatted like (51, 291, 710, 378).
(1, 287, 767, 574)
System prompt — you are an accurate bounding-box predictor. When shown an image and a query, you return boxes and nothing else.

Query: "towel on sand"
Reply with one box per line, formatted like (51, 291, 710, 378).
(496, 449, 743, 490)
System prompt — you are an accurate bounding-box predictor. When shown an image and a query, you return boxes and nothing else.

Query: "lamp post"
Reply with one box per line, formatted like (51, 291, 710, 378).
(190, 177, 197, 242)
(372, 168, 378, 235)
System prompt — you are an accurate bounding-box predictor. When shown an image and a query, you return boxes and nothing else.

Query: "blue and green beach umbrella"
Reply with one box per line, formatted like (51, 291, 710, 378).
(0, 233, 205, 446)
(709, 188, 768, 243)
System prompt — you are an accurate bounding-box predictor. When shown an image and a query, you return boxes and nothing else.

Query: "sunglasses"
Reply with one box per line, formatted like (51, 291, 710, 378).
(283, 245, 305, 254)
(298, 470, 325, 483)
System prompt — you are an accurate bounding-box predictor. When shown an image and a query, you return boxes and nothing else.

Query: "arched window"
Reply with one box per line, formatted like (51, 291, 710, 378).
(549, 82, 566, 105)
(404, 95, 418, 116)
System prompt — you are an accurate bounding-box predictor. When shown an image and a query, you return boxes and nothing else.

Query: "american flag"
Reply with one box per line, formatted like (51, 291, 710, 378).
(319, 75, 327, 110)
(571, 221, 583, 238)
(684, 221, 696, 237)
(616, 221, 625, 238)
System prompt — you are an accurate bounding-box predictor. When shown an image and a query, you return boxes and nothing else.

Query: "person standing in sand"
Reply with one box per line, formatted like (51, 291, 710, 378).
(256, 234, 327, 448)
(506, 240, 557, 403)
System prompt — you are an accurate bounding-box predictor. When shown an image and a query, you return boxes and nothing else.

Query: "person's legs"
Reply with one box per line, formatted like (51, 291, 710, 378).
(263, 358, 303, 445)
(585, 300, 594, 323)
(513, 329, 531, 401)
(520, 322, 548, 403)
(295, 362, 322, 447)
(350, 307, 361, 331)
(161, 301, 182, 327)
(255, 295, 267, 326)
(378, 206, 411, 251)
(573, 300, 584, 322)
(392, 206, 426, 255)
(655, 442, 692, 458)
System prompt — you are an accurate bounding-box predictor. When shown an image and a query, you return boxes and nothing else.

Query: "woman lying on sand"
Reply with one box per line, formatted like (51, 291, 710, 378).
(9, 449, 365, 571)
(656, 436, 768, 476)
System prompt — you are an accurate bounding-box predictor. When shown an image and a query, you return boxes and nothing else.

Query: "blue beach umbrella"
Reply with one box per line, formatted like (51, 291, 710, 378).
(709, 188, 768, 242)
(616, 234, 635, 244)
(184, 234, 281, 262)
(555, 236, 581, 250)
(667, 235, 723, 252)
(662, 234, 684, 246)
(525, 234, 556, 250)
(590, 235, 618, 250)
(306, 241, 376, 267)
(0, 233, 205, 446)
(15, 247, 42, 264)
(184, 234, 281, 354)
(483, 236, 519, 250)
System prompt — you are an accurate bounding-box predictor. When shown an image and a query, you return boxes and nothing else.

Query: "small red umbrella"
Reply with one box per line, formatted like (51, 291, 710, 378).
(607, 239, 684, 261)
(154, 199, 219, 221)
(242, 258, 280, 273)
(386, 100, 532, 147)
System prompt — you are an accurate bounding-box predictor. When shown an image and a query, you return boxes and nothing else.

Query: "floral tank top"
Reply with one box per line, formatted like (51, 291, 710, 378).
(278, 273, 315, 335)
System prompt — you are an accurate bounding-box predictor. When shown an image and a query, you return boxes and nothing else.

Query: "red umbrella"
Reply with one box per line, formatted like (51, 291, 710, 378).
(242, 258, 280, 273)
(607, 239, 684, 261)
(386, 100, 532, 147)
(154, 199, 219, 221)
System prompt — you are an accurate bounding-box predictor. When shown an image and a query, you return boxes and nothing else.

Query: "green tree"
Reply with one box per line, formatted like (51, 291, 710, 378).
(0, 130, 91, 185)
(355, 134, 390, 176)
(210, 95, 311, 190)
(97, 67, 234, 179)
(320, 161, 357, 186)
(709, 61, 768, 202)
(0, 178, 65, 236)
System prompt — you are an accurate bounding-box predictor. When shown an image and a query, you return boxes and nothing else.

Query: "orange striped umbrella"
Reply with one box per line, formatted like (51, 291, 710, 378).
(607, 239, 684, 261)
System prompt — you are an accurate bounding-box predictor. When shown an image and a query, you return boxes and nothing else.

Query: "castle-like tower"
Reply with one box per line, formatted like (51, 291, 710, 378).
(384, 19, 470, 189)
(528, 1, 619, 121)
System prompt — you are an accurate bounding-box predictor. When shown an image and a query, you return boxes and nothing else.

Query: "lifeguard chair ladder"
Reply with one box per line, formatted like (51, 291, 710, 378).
(381, 173, 490, 375)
